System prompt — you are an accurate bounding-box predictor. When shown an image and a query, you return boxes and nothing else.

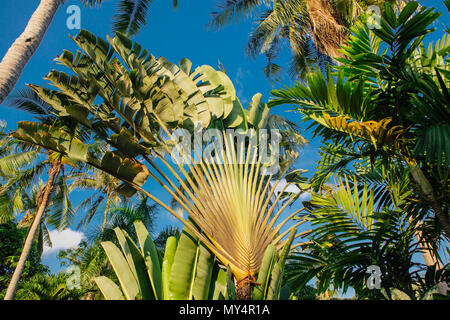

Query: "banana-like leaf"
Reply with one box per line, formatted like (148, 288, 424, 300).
(98, 222, 228, 301)
(100, 152, 149, 197)
(14, 122, 88, 162)
(57, 30, 242, 133)
(20, 29, 306, 290)
(253, 244, 277, 300)
(208, 266, 228, 300)
(161, 236, 178, 300)
(226, 265, 236, 300)
(192, 243, 215, 300)
(13, 121, 149, 197)
(94, 276, 125, 300)
(134, 220, 163, 299)
(266, 263, 281, 300)
(100, 241, 140, 300)
(114, 228, 155, 300)
(168, 226, 200, 299)
(268, 229, 296, 300)
(223, 99, 247, 129)
(253, 229, 296, 300)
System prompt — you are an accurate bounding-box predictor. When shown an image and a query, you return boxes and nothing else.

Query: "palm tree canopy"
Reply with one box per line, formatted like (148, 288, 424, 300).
(9, 30, 310, 284)
(209, 0, 387, 79)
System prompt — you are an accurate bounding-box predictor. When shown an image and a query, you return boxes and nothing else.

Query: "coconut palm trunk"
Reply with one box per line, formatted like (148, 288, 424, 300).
(0, 0, 60, 105)
(101, 193, 112, 233)
(3, 159, 62, 300)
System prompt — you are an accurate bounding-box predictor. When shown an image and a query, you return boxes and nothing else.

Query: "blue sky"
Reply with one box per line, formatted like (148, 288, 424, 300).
(0, 0, 448, 295)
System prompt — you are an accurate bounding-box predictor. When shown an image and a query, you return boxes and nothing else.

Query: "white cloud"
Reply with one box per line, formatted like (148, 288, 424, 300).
(43, 229, 85, 255)
(272, 179, 301, 195)
(234, 67, 251, 105)
(270, 180, 311, 204)
(298, 192, 311, 202)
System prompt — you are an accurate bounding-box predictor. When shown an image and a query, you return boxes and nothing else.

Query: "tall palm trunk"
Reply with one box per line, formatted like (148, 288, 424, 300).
(414, 224, 442, 268)
(3, 159, 62, 300)
(0, 0, 60, 105)
(407, 160, 450, 239)
(101, 193, 112, 233)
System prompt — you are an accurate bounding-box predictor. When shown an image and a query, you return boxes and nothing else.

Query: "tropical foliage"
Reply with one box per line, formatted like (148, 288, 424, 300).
(271, 1, 450, 299)
(209, 0, 396, 79)
(0, 221, 48, 299)
(6, 28, 311, 298)
(57, 198, 159, 300)
(0, 0, 179, 105)
(0, 0, 448, 302)
(95, 220, 296, 300)
(286, 176, 449, 299)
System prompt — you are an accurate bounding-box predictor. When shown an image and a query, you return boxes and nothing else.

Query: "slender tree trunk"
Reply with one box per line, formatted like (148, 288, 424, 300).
(3, 160, 62, 300)
(412, 220, 442, 268)
(407, 160, 450, 238)
(101, 193, 112, 233)
(413, 221, 447, 296)
(0, 0, 60, 105)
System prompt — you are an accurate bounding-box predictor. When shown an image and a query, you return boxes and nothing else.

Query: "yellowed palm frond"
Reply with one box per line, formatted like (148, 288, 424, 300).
(322, 114, 408, 149)
(131, 120, 304, 282)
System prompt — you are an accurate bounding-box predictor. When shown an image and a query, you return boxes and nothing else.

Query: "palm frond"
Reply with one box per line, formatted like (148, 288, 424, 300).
(134, 121, 305, 282)
(47, 174, 74, 230)
(287, 186, 431, 299)
(80, 0, 105, 7)
(8, 88, 53, 116)
(0, 150, 39, 177)
(76, 194, 105, 231)
(209, 0, 269, 29)
(112, 0, 151, 36)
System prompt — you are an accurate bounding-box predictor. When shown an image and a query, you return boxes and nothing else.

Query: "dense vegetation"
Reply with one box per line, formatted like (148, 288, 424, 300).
(0, 0, 448, 300)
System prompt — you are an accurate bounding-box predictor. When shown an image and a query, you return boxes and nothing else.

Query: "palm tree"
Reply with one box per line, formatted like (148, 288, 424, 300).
(112, 0, 179, 36)
(92, 194, 158, 243)
(2, 157, 62, 300)
(0, 0, 179, 105)
(1, 88, 87, 300)
(14, 182, 64, 255)
(208, 0, 365, 79)
(69, 157, 130, 233)
(11, 32, 310, 299)
(286, 176, 447, 299)
(270, 1, 449, 282)
(271, 1, 449, 237)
